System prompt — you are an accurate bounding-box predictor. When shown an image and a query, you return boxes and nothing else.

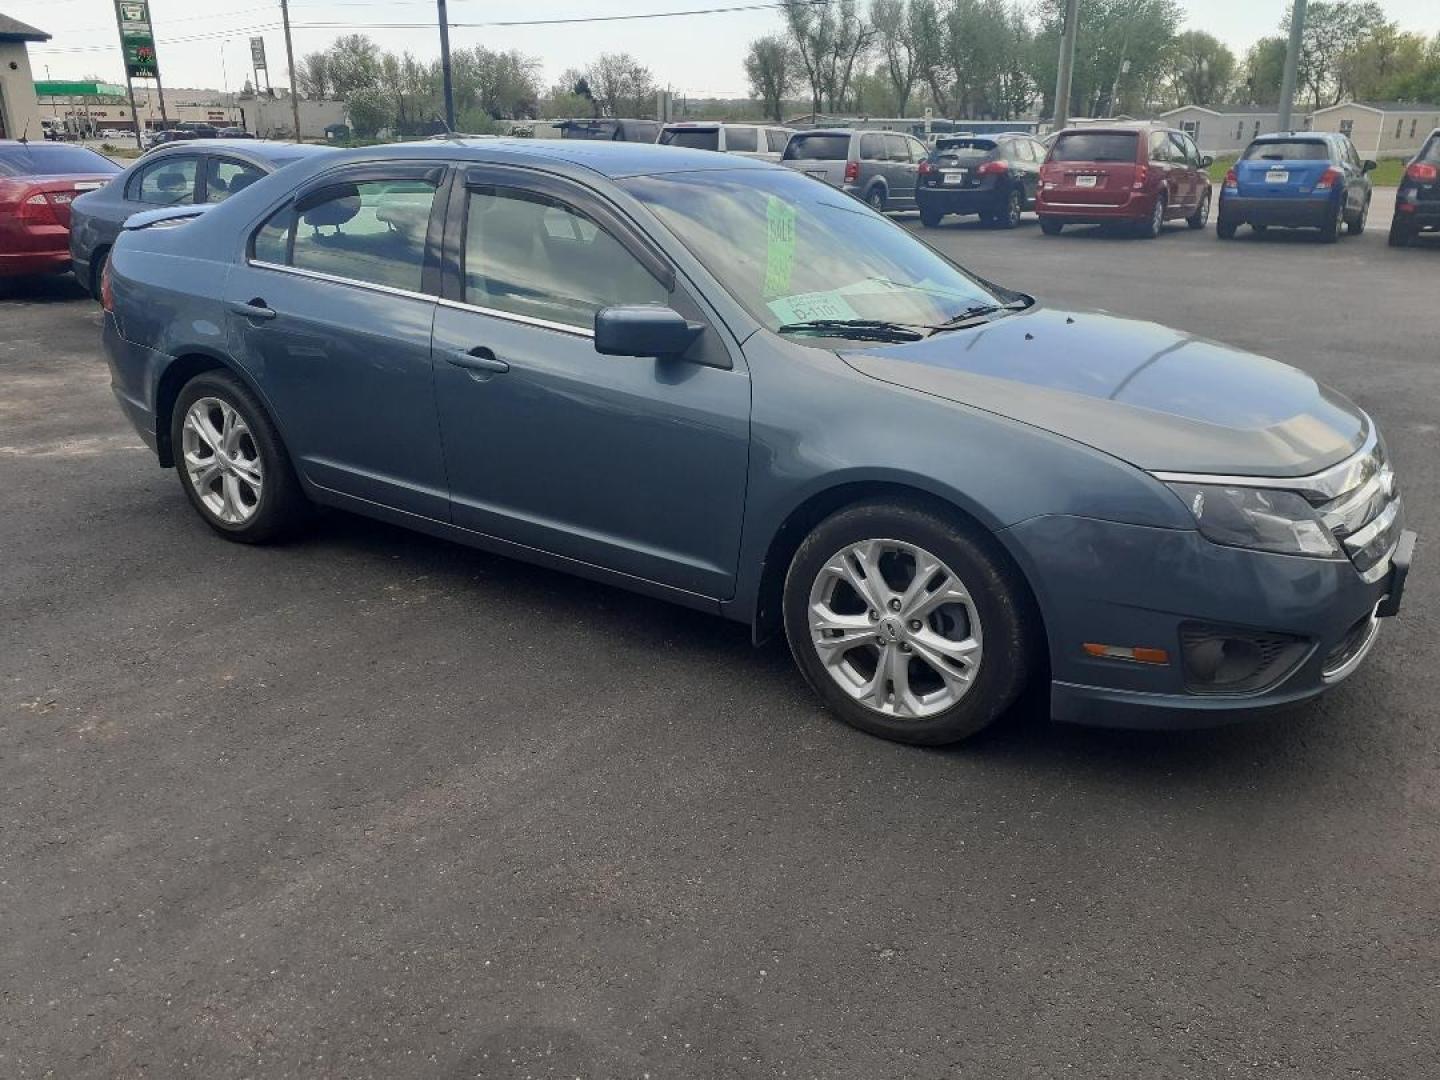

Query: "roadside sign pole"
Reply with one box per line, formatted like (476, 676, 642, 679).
(110, 0, 146, 149)
(280, 0, 302, 140)
(1277, 0, 1307, 132)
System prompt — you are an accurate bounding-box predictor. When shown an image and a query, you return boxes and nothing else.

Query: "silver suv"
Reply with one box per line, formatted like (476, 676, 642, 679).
(781, 128, 931, 212)
(657, 122, 793, 160)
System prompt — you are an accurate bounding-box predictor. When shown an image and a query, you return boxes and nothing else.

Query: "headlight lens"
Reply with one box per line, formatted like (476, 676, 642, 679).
(1166, 482, 1343, 558)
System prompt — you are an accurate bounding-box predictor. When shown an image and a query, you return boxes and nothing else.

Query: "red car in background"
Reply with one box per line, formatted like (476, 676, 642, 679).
(0, 141, 121, 282)
(1037, 124, 1213, 238)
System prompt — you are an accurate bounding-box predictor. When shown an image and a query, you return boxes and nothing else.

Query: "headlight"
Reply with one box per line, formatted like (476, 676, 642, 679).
(1166, 482, 1343, 558)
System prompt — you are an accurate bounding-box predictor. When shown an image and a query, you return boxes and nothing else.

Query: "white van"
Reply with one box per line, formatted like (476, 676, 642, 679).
(657, 122, 794, 161)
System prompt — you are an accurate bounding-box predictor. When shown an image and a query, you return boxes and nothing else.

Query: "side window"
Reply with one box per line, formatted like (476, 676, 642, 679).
(884, 134, 911, 162)
(1339, 118, 1354, 137)
(464, 186, 668, 330)
(1179, 133, 1201, 165)
(859, 133, 885, 161)
(906, 137, 929, 162)
(256, 177, 438, 293)
(726, 126, 758, 152)
(1149, 132, 1173, 162)
(766, 128, 790, 153)
(205, 157, 266, 204)
(131, 156, 198, 205)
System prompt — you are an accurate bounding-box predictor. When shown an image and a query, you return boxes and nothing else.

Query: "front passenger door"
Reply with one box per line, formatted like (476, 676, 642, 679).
(431, 167, 752, 597)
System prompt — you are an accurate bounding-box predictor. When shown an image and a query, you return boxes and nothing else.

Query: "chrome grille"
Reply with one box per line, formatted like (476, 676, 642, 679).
(1308, 432, 1403, 583)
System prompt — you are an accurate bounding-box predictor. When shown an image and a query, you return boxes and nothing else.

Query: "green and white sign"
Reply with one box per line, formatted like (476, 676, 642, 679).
(115, 0, 159, 79)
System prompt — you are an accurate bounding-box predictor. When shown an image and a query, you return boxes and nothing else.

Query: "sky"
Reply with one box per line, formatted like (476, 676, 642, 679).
(12, 0, 1440, 99)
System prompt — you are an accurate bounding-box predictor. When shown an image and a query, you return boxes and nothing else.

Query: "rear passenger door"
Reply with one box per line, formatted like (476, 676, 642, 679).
(226, 163, 449, 519)
(1149, 132, 1181, 216)
(885, 133, 920, 205)
(857, 133, 887, 197)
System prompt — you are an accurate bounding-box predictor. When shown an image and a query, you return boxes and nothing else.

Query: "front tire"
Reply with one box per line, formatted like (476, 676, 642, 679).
(782, 501, 1036, 746)
(171, 370, 308, 544)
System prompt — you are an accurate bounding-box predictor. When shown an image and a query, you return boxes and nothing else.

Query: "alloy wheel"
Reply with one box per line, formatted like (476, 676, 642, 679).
(807, 538, 983, 719)
(181, 396, 263, 524)
(1007, 190, 1021, 227)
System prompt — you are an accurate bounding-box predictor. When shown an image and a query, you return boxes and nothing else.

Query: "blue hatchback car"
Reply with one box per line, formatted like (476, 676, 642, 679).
(99, 140, 1414, 744)
(1217, 132, 1375, 241)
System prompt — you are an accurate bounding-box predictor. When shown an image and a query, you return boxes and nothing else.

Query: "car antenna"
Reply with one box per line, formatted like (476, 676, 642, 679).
(18, 117, 30, 144)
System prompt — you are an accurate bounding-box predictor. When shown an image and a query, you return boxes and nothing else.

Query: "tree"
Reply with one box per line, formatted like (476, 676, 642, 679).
(784, 0, 872, 113)
(587, 53, 657, 118)
(347, 87, 389, 137)
(1240, 36, 1287, 104)
(744, 35, 795, 122)
(296, 52, 332, 99)
(908, 0, 949, 116)
(871, 0, 919, 115)
(324, 34, 384, 99)
(453, 46, 541, 120)
(1284, 1, 1389, 109)
(1033, 0, 1183, 118)
(1337, 26, 1428, 103)
(1163, 30, 1236, 106)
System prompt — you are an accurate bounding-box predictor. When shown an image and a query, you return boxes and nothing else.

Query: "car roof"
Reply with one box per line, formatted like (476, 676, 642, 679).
(140, 139, 332, 163)
(301, 137, 774, 179)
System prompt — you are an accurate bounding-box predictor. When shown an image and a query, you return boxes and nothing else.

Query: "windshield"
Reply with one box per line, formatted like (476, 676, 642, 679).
(1244, 140, 1329, 161)
(660, 128, 720, 151)
(1050, 132, 1137, 163)
(622, 169, 1000, 336)
(783, 134, 849, 161)
(0, 144, 122, 177)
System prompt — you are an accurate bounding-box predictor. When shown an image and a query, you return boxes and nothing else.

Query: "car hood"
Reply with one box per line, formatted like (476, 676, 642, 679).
(841, 306, 1367, 477)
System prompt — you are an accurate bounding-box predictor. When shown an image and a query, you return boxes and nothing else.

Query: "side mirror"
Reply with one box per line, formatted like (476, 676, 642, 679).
(1362, 159, 1377, 173)
(1201, 154, 1214, 168)
(594, 305, 703, 359)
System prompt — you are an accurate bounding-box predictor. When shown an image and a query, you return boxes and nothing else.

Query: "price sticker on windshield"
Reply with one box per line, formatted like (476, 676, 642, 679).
(762, 195, 797, 299)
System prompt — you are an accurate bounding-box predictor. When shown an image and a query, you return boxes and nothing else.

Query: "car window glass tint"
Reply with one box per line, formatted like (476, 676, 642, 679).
(253, 203, 292, 264)
(134, 156, 199, 205)
(727, 127, 758, 152)
(860, 133, 885, 161)
(1242, 140, 1329, 161)
(766, 129, 790, 153)
(288, 178, 436, 293)
(463, 187, 668, 330)
(1168, 133, 1192, 164)
(783, 134, 849, 161)
(205, 158, 266, 203)
(0, 143, 121, 176)
(1051, 131, 1136, 162)
(660, 128, 719, 151)
(906, 137, 928, 162)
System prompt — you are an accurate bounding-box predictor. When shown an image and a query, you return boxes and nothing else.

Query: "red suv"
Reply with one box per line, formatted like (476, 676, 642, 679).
(1037, 125, 1213, 238)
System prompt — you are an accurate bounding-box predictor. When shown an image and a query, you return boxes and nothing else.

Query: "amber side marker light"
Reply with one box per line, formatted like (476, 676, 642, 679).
(1083, 643, 1171, 665)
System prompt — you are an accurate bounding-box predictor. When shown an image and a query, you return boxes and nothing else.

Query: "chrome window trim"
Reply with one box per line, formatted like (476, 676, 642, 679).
(435, 297, 596, 339)
(248, 259, 436, 304)
(1152, 421, 1380, 502)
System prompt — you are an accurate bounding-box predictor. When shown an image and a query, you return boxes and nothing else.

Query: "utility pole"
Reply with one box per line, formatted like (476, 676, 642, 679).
(280, 0, 302, 140)
(1052, 0, 1080, 131)
(1277, 0, 1307, 132)
(437, 0, 456, 131)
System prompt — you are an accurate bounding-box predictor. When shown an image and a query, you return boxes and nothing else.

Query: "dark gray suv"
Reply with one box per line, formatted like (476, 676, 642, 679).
(781, 128, 931, 212)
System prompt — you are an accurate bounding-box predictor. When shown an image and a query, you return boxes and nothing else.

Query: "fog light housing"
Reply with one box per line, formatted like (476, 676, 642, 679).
(1179, 624, 1310, 695)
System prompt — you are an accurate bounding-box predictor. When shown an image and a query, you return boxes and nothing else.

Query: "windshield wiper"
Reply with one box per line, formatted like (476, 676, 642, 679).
(776, 318, 927, 342)
(929, 299, 1031, 334)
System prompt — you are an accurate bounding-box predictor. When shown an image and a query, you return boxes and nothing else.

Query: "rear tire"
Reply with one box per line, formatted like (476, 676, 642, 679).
(919, 205, 943, 228)
(1319, 197, 1342, 243)
(88, 247, 109, 303)
(171, 370, 309, 544)
(866, 187, 886, 213)
(1252, 223, 1269, 236)
(783, 501, 1036, 746)
(998, 188, 1022, 229)
(1140, 195, 1166, 238)
(1388, 220, 1413, 247)
(1346, 195, 1369, 235)
(1216, 215, 1238, 239)
(1040, 217, 1063, 236)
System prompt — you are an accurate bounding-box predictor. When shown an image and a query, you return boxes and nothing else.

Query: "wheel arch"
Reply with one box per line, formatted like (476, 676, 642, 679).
(747, 479, 1047, 656)
(153, 349, 271, 468)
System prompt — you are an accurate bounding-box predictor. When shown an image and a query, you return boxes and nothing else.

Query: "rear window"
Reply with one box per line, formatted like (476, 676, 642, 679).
(783, 134, 849, 161)
(935, 138, 996, 153)
(1050, 132, 1138, 163)
(0, 144, 122, 177)
(561, 120, 619, 141)
(1416, 136, 1440, 164)
(726, 127, 758, 152)
(1243, 140, 1331, 161)
(659, 128, 719, 151)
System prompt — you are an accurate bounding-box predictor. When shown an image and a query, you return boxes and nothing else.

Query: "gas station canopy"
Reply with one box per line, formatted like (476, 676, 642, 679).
(34, 80, 128, 97)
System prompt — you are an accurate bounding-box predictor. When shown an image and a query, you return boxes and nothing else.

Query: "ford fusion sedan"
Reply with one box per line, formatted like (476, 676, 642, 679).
(0, 140, 120, 282)
(69, 139, 332, 300)
(100, 141, 1413, 745)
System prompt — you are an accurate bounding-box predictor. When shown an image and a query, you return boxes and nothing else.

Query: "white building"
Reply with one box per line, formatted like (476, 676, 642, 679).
(1158, 105, 1292, 156)
(1310, 101, 1440, 159)
(0, 13, 46, 141)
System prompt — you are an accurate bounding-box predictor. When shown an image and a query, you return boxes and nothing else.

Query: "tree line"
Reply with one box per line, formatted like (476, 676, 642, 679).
(744, 0, 1440, 123)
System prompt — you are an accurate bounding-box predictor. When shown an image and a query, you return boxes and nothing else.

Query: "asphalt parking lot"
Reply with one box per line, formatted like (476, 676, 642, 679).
(3, 192, 1438, 1078)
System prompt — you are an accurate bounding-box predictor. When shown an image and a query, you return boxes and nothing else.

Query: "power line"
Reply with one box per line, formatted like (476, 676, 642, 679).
(291, 0, 824, 29)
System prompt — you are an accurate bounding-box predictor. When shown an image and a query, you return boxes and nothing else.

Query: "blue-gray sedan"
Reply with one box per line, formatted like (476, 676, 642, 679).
(98, 140, 1415, 744)
(69, 139, 332, 299)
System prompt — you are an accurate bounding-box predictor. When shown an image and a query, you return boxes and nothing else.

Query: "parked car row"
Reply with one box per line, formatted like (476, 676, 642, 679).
(91, 139, 1413, 745)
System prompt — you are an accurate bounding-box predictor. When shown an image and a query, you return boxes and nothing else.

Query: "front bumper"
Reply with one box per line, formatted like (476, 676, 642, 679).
(1002, 514, 1414, 730)
(1219, 193, 1336, 227)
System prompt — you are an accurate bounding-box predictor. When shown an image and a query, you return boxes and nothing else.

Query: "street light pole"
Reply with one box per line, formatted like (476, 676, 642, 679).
(1278, 0, 1308, 132)
(437, 0, 456, 131)
(1052, 0, 1080, 131)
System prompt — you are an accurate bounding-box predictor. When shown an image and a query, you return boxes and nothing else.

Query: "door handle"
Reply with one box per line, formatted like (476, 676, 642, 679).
(228, 298, 276, 320)
(448, 347, 510, 374)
